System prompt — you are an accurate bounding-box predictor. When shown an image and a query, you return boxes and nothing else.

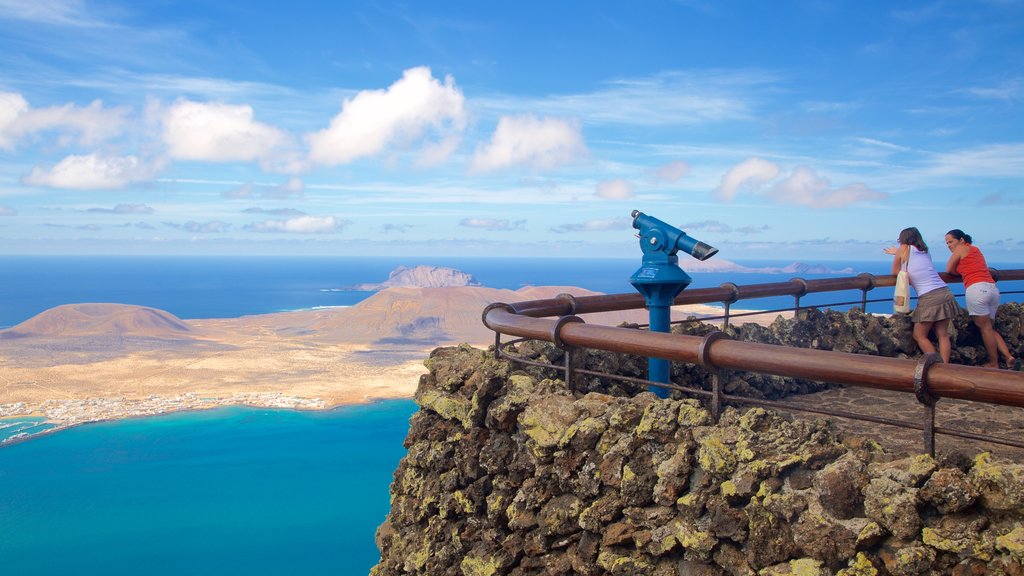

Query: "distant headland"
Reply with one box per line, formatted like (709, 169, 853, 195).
(348, 265, 482, 290)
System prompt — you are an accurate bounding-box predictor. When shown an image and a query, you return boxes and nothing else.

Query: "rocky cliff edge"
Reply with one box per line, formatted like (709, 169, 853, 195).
(372, 344, 1024, 575)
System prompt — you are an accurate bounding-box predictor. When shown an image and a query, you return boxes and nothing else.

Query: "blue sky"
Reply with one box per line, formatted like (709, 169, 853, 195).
(0, 0, 1021, 262)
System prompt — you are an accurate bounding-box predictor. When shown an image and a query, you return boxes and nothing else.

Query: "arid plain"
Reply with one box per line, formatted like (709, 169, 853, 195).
(1, 285, 755, 431)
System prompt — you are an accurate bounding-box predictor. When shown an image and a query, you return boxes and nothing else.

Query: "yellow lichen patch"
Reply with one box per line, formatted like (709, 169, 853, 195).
(787, 558, 829, 576)
(672, 519, 716, 558)
(697, 435, 737, 477)
(459, 555, 499, 576)
(452, 490, 474, 515)
(677, 400, 712, 427)
(416, 388, 472, 428)
(560, 416, 606, 449)
(922, 527, 973, 554)
(721, 480, 738, 498)
(835, 552, 878, 576)
(622, 464, 637, 484)
(995, 526, 1024, 560)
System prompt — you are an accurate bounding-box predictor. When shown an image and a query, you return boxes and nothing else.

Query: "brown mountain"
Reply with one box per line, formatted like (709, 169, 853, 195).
(0, 303, 196, 339)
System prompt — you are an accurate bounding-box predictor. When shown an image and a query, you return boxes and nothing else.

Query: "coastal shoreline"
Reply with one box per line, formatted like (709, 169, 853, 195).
(0, 296, 790, 444)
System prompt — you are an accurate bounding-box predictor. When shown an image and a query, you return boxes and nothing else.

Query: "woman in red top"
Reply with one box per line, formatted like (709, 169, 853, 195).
(945, 229, 1018, 369)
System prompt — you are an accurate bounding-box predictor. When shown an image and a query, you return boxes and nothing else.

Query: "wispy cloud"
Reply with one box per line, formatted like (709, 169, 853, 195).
(245, 215, 347, 234)
(963, 78, 1022, 101)
(242, 207, 307, 216)
(163, 220, 231, 233)
(924, 144, 1024, 178)
(85, 203, 154, 214)
(223, 178, 305, 199)
(0, 0, 113, 27)
(651, 160, 689, 182)
(682, 220, 769, 235)
(595, 179, 635, 200)
(478, 70, 770, 126)
(0, 91, 129, 151)
(0, 205, 17, 216)
(550, 217, 632, 234)
(977, 192, 1024, 206)
(382, 223, 419, 234)
(459, 218, 526, 231)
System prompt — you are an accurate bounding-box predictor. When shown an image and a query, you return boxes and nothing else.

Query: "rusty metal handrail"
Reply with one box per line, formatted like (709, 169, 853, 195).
(482, 269, 1024, 455)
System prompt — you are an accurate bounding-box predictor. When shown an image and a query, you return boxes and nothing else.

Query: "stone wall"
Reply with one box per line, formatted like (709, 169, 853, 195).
(371, 306, 1024, 575)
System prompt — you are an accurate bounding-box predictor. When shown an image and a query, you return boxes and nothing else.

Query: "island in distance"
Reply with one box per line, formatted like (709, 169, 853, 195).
(0, 265, 782, 438)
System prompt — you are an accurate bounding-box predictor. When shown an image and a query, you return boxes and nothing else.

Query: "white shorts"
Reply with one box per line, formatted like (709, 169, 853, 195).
(965, 282, 1000, 319)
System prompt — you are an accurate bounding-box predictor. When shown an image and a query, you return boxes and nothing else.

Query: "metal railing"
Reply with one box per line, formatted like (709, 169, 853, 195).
(482, 269, 1024, 456)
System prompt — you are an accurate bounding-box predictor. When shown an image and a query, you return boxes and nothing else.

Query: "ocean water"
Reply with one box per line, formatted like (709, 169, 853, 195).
(4, 255, 1023, 329)
(0, 402, 417, 576)
(3, 255, 1024, 575)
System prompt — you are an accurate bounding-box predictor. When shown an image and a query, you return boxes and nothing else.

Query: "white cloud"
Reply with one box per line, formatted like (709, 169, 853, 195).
(246, 215, 345, 234)
(766, 166, 888, 208)
(23, 153, 156, 190)
(161, 99, 290, 164)
(471, 115, 586, 173)
(0, 91, 127, 150)
(307, 67, 466, 166)
(595, 179, 635, 200)
(653, 160, 689, 182)
(715, 158, 887, 208)
(0, 92, 29, 149)
(550, 217, 632, 234)
(714, 157, 781, 201)
(459, 218, 526, 231)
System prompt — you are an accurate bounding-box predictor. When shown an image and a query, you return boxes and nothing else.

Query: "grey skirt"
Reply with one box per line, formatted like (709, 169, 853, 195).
(912, 287, 960, 322)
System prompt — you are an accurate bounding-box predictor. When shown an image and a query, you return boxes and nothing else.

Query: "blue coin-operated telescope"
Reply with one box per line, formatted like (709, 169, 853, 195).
(630, 210, 718, 397)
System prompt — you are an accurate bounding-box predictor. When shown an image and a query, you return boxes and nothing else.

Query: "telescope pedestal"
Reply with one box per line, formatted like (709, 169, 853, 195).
(630, 257, 692, 399)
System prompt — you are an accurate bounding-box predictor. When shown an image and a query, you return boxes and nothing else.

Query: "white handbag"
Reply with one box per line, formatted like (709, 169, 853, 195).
(893, 251, 911, 314)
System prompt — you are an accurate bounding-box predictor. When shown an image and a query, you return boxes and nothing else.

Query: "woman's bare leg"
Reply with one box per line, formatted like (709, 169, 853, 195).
(972, 315, 1000, 368)
(933, 320, 951, 364)
(913, 321, 937, 357)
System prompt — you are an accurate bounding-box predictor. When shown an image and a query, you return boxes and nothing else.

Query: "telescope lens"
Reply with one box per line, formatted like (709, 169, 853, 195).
(691, 242, 719, 261)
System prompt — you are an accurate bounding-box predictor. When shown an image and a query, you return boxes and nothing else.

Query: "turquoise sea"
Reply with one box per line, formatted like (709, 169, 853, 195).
(0, 402, 417, 575)
(2, 255, 1024, 575)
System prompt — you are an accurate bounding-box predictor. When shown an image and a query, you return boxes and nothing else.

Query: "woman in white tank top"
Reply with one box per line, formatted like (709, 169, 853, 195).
(883, 227, 960, 363)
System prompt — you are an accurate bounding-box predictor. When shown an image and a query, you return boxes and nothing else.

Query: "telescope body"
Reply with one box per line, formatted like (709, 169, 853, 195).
(629, 210, 719, 397)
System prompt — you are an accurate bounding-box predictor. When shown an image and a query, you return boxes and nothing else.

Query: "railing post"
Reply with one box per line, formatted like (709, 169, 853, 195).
(791, 278, 808, 314)
(857, 273, 875, 312)
(493, 331, 501, 360)
(552, 315, 584, 392)
(719, 282, 739, 330)
(698, 331, 728, 422)
(564, 347, 578, 393)
(914, 353, 941, 456)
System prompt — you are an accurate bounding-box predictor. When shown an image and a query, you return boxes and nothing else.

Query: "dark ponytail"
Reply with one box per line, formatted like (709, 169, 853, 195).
(946, 229, 973, 244)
